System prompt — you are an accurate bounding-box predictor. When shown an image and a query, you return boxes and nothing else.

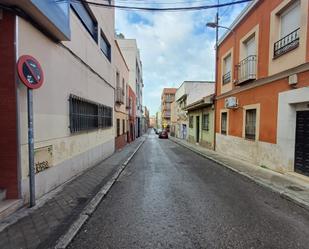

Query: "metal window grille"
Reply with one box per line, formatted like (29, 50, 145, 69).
(222, 71, 231, 85)
(116, 119, 120, 137)
(202, 114, 209, 131)
(245, 109, 256, 140)
(274, 28, 300, 58)
(189, 116, 194, 128)
(69, 94, 112, 133)
(221, 112, 227, 135)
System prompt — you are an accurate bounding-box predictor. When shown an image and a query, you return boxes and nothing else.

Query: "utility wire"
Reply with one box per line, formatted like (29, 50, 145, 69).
(60, 0, 252, 12)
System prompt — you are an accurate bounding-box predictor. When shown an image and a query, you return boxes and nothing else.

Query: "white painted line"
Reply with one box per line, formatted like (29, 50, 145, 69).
(54, 138, 146, 249)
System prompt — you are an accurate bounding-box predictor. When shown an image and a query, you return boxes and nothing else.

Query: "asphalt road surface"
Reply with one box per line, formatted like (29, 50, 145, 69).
(69, 131, 309, 249)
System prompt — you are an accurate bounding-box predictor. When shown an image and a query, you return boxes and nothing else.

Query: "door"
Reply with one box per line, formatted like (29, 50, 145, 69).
(295, 111, 309, 176)
(196, 116, 200, 143)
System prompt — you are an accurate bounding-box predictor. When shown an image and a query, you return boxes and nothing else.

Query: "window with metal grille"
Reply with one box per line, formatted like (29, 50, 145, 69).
(189, 116, 194, 128)
(69, 95, 112, 133)
(117, 119, 120, 137)
(221, 112, 227, 135)
(245, 109, 256, 140)
(202, 114, 209, 131)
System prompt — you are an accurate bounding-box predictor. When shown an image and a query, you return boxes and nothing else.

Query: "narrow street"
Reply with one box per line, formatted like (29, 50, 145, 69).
(69, 131, 309, 249)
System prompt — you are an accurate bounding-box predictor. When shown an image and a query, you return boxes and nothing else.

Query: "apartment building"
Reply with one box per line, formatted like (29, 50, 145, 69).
(114, 41, 129, 150)
(0, 0, 117, 211)
(161, 88, 177, 130)
(215, 0, 309, 176)
(175, 81, 215, 140)
(117, 37, 144, 138)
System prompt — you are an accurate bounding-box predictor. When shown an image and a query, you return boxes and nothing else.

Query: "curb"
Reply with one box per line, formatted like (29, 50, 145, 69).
(54, 138, 146, 249)
(169, 137, 309, 212)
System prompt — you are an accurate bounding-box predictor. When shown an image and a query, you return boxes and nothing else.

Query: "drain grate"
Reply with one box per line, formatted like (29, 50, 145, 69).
(286, 185, 304, 192)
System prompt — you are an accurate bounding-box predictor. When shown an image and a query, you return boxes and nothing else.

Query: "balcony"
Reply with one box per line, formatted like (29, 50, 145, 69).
(274, 28, 300, 58)
(237, 55, 257, 84)
(222, 71, 231, 84)
(115, 87, 124, 104)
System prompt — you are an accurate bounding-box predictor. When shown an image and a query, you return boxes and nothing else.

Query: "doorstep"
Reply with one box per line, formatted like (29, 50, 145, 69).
(0, 199, 23, 220)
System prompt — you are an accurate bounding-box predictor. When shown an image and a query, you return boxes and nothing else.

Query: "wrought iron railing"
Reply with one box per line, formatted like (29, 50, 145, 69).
(237, 55, 257, 83)
(115, 87, 124, 104)
(222, 71, 231, 84)
(274, 28, 300, 58)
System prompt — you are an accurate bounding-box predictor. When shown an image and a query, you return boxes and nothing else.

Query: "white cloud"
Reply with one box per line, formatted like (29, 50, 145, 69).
(115, 1, 248, 114)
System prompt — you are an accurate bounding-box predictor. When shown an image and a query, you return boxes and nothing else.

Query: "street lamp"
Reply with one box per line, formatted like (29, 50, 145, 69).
(206, 17, 235, 151)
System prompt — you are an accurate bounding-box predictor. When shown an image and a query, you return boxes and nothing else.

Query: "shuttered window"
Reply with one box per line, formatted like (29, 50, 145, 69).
(245, 36, 256, 57)
(245, 109, 256, 140)
(224, 54, 231, 74)
(280, 1, 300, 38)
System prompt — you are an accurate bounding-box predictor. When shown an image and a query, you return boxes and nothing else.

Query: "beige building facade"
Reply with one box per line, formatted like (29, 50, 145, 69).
(0, 1, 119, 206)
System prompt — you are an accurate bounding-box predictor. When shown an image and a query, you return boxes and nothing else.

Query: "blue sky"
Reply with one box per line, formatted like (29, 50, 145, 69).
(115, 0, 249, 115)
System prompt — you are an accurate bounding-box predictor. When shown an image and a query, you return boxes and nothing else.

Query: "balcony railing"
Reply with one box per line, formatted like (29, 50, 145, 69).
(274, 28, 300, 58)
(222, 71, 231, 84)
(237, 55, 257, 84)
(115, 87, 124, 104)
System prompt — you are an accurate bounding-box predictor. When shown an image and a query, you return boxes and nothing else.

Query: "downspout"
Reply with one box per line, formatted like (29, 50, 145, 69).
(15, 15, 22, 199)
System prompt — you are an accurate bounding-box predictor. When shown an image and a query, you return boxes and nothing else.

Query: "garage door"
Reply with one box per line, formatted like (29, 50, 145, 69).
(295, 111, 309, 176)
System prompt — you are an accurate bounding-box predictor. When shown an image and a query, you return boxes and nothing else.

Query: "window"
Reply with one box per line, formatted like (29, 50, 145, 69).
(71, 1, 97, 42)
(238, 35, 257, 83)
(100, 30, 111, 61)
(202, 114, 209, 131)
(123, 119, 125, 134)
(221, 112, 227, 135)
(223, 54, 231, 84)
(69, 95, 112, 133)
(245, 109, 256, 140)
(274, 1, 300, 58)
(280, 1, 300, 38)
(122, 78, 125, 96)
(245, 36, 256, 57)
(189, 116, 194, 128)
(117, 119, 120, 137)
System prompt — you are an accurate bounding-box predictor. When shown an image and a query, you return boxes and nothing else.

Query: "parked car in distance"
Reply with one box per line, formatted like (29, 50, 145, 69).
(156, 129, 162, 135)
(159, 129, 168, 139)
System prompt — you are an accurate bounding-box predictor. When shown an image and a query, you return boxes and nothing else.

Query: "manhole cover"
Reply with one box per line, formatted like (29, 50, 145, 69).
(286, 185, 304, 192)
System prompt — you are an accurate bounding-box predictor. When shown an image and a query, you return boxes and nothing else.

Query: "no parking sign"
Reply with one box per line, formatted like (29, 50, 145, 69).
(17, 55, 44, 89)
(17, 55, 44, 207)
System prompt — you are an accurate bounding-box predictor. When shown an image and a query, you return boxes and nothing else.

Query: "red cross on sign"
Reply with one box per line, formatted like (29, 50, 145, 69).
(17, 55, 44, 89)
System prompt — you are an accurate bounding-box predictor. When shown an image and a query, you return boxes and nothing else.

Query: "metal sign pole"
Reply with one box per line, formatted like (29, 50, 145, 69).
(27, 88, 35, 207)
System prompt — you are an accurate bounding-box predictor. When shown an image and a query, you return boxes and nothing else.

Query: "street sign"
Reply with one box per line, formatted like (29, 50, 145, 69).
(16, 55, 44, 207)
(17, 55, 44, 89)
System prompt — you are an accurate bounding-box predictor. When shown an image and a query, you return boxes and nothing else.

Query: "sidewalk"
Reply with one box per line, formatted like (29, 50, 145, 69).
(169, 136, 309, 211)
(0, 137, 145, 249)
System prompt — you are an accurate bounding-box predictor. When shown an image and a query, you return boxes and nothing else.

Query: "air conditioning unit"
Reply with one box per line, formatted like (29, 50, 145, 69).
(288, 74, 298, 85)
(225, 97, 238, 109)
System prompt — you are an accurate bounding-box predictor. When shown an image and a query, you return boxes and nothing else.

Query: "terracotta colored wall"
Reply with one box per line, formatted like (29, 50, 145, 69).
(115, 134, 127, 150)
(216, 70, 309, 144)
(128, 86, 136, 142)
(0, 11, 19, 198)
(216, 0, 283, 95)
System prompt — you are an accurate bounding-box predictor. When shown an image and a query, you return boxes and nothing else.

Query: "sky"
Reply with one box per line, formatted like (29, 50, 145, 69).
(115, 0, 250, 115)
